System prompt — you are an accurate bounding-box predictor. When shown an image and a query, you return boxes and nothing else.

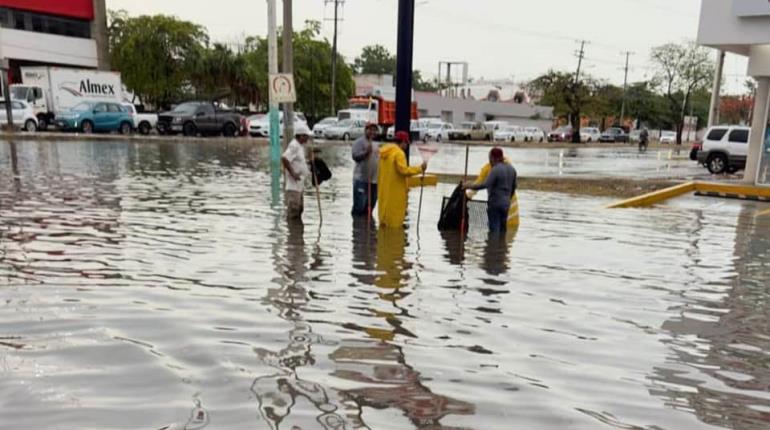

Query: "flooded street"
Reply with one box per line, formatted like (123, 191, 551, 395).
(2, 139, 770, 429)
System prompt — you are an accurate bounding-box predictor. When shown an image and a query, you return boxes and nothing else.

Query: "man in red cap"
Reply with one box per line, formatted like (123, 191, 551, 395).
(377, 130, 427, 227)
(464, 147, 517, 234)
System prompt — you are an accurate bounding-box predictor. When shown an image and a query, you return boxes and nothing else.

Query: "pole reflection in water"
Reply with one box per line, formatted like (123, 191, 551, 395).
(252, 220, 354, 429)
(333, 226, 475, 428)
(651, 206, 770, 428)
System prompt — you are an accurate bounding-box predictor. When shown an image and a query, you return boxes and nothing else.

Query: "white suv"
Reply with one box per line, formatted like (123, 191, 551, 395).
(697, 125, 750, 174)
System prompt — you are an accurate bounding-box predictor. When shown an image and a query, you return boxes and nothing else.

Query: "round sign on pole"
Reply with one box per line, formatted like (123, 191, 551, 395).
(269, 73, 296, 104)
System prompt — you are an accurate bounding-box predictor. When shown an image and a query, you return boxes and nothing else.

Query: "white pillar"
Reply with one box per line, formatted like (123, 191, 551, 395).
(708, 49, 725, 127)
(743, 77, 770, 184)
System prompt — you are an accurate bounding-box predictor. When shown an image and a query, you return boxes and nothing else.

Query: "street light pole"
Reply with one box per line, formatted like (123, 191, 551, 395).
(396, 0, 415, 161)
(0, 58, 13, 133)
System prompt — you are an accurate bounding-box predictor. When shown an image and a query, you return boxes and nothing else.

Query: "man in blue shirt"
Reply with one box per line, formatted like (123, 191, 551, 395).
(465, 147, 517, 234)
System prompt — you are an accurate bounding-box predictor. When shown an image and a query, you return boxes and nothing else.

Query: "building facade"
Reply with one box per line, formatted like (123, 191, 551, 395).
(698, 0, 770, 185)
(0, 0, 109, 82)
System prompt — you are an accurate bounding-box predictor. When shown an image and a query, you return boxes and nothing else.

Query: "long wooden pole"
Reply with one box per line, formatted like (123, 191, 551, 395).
(309, 144, 323, 225)
(460, 144, 469, 240)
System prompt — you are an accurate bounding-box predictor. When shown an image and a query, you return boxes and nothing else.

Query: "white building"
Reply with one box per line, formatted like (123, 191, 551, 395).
(699, 0, 770, 185)
(0, 0, 109, 83)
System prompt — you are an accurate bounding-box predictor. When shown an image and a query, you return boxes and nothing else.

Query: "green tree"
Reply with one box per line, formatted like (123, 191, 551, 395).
(291, 21, 355, 118)
(650, 41, 714, 144)
(353, 44, 396, 75)
(527, 70, 597, 142)
(413, 70, 438, 92)
(109, 11, 208, 107)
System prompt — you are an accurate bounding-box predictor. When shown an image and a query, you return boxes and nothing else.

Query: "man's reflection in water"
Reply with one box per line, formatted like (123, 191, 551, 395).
(480, 228, 517, 277)
(252, 222, 355, 429)
(334, 227, 475, 428)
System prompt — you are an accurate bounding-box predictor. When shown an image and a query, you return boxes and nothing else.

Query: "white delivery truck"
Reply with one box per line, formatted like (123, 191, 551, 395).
(9, 67, 124, 130)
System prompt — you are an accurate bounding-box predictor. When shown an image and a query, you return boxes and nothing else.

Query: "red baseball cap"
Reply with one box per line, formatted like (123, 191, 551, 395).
(394, 131, 410, 143)
(490, 147, 504, 160)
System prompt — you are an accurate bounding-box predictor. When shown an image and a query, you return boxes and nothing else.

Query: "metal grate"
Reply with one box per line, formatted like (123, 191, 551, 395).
(441, 197, 488, 230)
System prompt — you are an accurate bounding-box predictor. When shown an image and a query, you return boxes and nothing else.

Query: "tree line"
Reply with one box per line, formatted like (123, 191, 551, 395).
(110, 12, 751, 143)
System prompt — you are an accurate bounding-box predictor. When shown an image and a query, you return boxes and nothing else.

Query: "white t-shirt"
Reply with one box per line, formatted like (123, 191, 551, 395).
(283, 139, 309, 192)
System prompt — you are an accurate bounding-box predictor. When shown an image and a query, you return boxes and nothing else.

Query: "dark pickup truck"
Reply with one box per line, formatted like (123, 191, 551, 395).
(157, 101, 244, 137)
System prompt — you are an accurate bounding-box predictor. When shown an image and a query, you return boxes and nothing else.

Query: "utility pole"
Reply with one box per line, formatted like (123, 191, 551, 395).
(267, 0, 280, 162)
(571, 40, 587, 143)
(327, 0, 342, 117)
(282, 0, 295, 147)
(395, 0, 415, 161)
(0, 50, 13, 133)
(619, 51, 633, 128)
(708, 49, 725, 127)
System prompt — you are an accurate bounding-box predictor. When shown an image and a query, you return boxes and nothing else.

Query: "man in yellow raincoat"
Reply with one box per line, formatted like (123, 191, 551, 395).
(466, 151, 520, 230)
(377, 131, 427, 228)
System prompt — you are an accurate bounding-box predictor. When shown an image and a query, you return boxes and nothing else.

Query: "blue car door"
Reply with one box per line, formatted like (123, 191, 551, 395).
(107, 103, 122, 130)
(92, 103, 108, 130)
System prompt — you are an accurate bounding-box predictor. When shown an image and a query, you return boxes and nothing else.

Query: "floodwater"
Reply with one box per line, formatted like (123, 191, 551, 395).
(424, 144, 704, 179)
(1, 139, 770, 430)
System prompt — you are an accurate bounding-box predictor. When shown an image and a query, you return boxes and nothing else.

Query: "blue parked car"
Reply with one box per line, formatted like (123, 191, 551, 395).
(55, 101, 133, 134)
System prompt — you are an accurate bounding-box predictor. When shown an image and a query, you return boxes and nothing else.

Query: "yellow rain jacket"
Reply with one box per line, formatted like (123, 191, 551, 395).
(377, 144, 424, 228)
(468, 158, 520, 229)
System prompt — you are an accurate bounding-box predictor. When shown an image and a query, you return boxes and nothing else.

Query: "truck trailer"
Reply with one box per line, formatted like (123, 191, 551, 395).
(9, 67, 124, 130)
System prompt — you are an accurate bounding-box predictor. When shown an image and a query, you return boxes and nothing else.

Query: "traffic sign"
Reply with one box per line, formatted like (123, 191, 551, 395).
(269, 73, 296, 103)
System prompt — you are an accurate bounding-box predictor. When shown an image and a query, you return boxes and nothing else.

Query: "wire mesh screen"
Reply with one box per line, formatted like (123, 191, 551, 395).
(441, 197, 488, 230)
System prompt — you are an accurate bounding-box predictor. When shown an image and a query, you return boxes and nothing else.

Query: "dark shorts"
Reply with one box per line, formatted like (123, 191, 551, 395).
(352, 180, 377, 217)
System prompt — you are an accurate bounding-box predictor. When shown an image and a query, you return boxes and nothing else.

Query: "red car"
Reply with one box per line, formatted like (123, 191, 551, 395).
(548, 126, 572, 142)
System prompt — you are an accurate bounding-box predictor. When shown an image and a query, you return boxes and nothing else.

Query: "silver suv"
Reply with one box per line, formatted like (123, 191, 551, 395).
(697, 125, 750, 174)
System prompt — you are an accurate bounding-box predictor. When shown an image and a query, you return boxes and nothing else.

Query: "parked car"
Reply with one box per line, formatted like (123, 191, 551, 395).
(548, 125, 572, 142)
(424, 122, 454, 142)
(494, 125, 528, 143)
(599, 127, 629, 143)
(122, 103, 157, 135)
(696, 125, 750, 174)
(659, 130, 677, 144)
(55, 101, 133, 134)
(248, 112, 308, 138)
(580, 127, 601, 143)
(525, 127, 546, 143)
(0, 100, 38, 132)
(483, 120, 509, 133)
(448, 121, 493, 141)
(312, 117, 338, 138)
(324, 119, 366, 141)
(157, 102, 243, 137)
(386, 120, 421, 140)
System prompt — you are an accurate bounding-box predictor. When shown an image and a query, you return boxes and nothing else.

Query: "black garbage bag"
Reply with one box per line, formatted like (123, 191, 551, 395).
(308, 157, 332, 186)
(438, 184, 469, 232)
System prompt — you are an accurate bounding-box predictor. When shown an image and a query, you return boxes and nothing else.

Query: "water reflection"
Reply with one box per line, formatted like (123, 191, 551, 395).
(653, 205, 770, 428)
(252, 220, 352, 429)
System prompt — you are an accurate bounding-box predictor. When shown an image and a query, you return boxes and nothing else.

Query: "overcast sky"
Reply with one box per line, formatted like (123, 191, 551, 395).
(107, 0, 749, 94)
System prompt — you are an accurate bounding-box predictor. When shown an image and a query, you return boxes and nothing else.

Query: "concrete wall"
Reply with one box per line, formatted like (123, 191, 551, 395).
(698, 0, 770, 55)
(414, 92, 554, 130)
(0, 28, 98, 68)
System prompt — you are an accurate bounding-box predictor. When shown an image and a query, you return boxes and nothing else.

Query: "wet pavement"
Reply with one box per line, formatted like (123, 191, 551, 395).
(1, 139, 769, 429)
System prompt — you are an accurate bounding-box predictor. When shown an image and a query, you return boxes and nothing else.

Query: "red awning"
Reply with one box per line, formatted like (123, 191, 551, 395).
(0, 0, 94, 20)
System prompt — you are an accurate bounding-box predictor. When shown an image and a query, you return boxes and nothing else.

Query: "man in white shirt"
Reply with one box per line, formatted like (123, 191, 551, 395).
(281, 125, 312, 222)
